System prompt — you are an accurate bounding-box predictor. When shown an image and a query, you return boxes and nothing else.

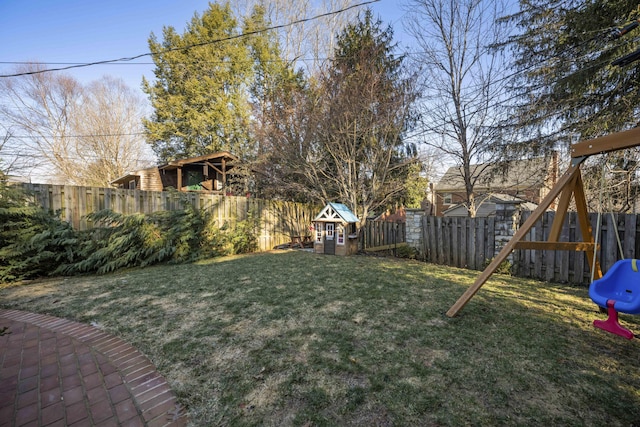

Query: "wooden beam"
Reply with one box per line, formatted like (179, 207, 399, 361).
(548, 172, 579, 241)
(571, 127, 640, 158)
(222, 158, 227, 190)
(204, 161, 223, 176)
(446, 129, 640, 318)
(573, 171, 602, 280)
(364, 243, 408, 252)
(177, 167, 182, 191)
(446, 157, 587, 317)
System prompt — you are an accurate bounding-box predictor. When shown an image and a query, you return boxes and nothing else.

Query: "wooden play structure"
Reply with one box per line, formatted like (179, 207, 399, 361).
(446, 127, 640, 337)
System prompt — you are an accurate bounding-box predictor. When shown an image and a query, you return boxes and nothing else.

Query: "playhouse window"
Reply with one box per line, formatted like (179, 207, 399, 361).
(337, 225, 345, 245)
(315, 223, 323, 243)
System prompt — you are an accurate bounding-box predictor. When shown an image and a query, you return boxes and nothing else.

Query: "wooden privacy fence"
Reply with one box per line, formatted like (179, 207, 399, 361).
(421, 216, 495, 271)
(362, 220, 406, 251)
(420, 212, 640, 285)
(514, 211, 638, 285)
(20, 184, 316, 252)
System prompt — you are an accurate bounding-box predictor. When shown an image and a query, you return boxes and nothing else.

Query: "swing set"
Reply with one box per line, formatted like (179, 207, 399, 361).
(446, 127, 640, 339)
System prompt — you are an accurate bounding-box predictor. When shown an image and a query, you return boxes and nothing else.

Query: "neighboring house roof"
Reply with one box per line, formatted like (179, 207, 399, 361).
(442, 193, 538, 217)
(112, 173, 141, 183)
(436, 156, 553, 193)
(110, 169, 155, 187)
(314, 202, 359, 223)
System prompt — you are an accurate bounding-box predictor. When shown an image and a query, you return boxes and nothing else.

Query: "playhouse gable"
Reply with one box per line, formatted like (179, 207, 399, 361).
(314, 203, 359, 224)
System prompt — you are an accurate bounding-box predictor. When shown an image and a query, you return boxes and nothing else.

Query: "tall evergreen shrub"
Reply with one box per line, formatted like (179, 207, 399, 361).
(0, 181, 79, 282)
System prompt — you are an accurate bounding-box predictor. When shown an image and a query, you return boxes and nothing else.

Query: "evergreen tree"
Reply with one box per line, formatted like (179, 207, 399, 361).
(142, 2, 255, 161)
(320, 10, 419, 221)
(255, 10, 419, 220)
(238, 5, 305, 194)
(503, 0, 640, 152)
(503, 1, 640, 212)
(0, 181, 79, 282)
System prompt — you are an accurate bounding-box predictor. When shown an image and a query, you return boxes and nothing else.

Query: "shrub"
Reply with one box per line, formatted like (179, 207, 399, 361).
(396, 245, 418, 259)
(0, 182, 264, 282)
(0, 181, 81, 282)
(484, 257, 512, 275)
(228, 211, 260, 254)
(61, 204, 210, 275)
(60, 205, 262, 275)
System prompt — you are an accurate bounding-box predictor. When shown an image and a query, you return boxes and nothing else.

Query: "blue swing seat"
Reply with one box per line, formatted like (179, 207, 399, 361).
(589, 259, 640, 339)
(589, 259, 640, 315)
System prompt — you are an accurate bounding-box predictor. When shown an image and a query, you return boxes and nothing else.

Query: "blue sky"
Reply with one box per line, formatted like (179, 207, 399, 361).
(0, 0, 409, 94)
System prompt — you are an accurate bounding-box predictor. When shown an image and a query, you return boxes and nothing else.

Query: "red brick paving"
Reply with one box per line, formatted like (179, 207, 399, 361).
(0, 309, 186, 426)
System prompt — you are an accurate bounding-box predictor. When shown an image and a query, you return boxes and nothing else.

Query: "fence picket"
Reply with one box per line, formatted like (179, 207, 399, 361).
(360, 220, 407, 251)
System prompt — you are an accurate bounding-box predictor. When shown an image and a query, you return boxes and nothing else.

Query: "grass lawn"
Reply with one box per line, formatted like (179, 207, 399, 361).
(2, 250, 640, 426)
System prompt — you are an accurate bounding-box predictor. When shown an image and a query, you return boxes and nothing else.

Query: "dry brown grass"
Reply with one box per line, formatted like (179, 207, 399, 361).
(2, 251, 640, 426)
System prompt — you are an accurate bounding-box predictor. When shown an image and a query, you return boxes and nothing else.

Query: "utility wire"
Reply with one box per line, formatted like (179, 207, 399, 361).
(1, 6, 635, 147)
(1, 38, 631, 145)
(1, 36, 633, 144)
(0, 0, 379, 78)
(1, 132, 146, 139)
(2, 30, 633, 123)
(0, 9, 625, 91)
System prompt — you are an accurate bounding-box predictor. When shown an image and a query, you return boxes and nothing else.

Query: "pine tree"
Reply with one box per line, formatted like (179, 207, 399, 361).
(255, 10, 419, 220)
(504, 0, 640, 150)
(142, 2, 255, 162)
(318, 10, 419, 222)
(503, 1, 640, 212)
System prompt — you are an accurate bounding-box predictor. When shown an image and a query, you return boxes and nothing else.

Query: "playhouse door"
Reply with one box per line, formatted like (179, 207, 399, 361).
(324, 223, 335, 255)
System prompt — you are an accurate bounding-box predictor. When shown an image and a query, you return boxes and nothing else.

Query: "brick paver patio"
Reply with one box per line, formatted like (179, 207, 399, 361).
(0, 309, 186, 426)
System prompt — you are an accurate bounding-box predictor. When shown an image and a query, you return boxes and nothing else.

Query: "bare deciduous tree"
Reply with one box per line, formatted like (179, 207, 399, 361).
(233, 0, 358, 70)
(72, 76, 151, 186)
(405, 0, 512, 217)
(0, 64, 81, 183)
(0, 63, 152, 186)
(0, 128, 20, 177)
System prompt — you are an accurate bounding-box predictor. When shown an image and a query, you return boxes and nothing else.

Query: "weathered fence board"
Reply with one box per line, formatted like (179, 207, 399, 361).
(510, 212, 640, 284)
(20, 183, 316, 252)
(362, 220, 406, 251)
(422, 216, 495, 270)
(419, 211, 640, 285)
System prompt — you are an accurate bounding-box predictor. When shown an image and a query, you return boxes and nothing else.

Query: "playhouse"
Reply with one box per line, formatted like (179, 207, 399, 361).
(313, 203, 359, 256)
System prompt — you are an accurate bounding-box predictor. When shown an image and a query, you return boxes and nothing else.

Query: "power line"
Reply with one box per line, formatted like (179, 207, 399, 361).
(2, 132, 146, 139)
(0, 147, 156, 163)
(0, 0, 379, 79)
(2, 4, 634, 149)
(1, 37, 629, 147)
(0, 9, 622, 90)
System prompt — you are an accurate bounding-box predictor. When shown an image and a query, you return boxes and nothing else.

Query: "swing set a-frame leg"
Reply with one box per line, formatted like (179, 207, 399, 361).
(446, 156, 600, 317)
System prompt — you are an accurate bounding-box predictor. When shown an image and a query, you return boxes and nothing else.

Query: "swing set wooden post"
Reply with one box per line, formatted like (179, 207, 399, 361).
(446, 127, 640, 318)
